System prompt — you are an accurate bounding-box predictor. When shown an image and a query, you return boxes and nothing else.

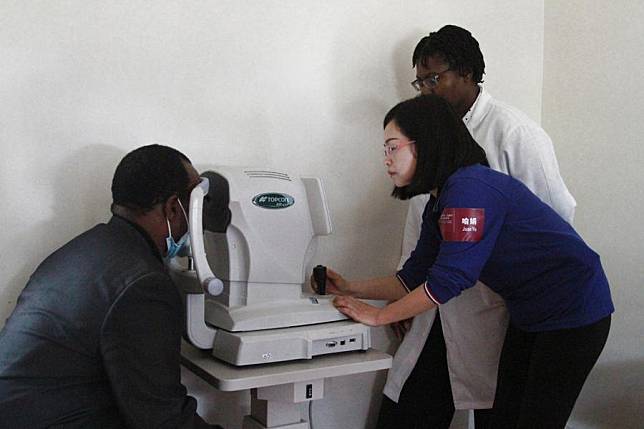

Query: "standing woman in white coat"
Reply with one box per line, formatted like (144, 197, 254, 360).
(376, 25, 576, 428)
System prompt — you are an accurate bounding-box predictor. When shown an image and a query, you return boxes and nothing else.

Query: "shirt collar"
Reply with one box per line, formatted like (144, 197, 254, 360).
(462, 84, 491, 127)
(110, 215, 163, 262)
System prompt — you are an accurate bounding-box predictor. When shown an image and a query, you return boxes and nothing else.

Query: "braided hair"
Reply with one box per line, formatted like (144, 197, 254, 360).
(412, 25, 485, 83)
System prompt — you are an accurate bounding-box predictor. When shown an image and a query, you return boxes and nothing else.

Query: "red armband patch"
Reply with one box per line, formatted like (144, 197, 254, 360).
(439, 208, 485, 242)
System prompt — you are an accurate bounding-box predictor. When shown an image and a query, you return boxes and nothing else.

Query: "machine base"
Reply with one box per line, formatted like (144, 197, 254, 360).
(242, 417, 308, 429)
(212, 320, 371, 366)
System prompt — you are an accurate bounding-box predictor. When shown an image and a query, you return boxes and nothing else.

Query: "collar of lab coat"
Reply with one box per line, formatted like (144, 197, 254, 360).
(462, 84, 492, 129)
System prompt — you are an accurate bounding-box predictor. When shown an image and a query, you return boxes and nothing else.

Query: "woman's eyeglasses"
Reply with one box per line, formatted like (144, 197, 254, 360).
(384, 140, 415, 158)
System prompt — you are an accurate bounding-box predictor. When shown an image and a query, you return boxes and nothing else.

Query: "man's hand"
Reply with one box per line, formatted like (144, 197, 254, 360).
(333, 296, 382, 326)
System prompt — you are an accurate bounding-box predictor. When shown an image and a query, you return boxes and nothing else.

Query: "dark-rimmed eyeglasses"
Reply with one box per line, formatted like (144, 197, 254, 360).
(411, 68, 451, 91)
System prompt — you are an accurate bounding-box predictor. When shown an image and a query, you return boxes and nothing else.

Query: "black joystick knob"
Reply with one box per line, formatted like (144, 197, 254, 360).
(313, 265, 327, 295)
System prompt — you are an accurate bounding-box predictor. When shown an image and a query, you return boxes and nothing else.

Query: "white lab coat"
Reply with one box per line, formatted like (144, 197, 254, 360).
(382, 86, 577, 409)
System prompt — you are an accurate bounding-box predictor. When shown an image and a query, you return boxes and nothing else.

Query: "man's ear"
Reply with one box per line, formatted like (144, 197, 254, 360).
(163, 195, 181, 221)
(462, 69, 474, 83)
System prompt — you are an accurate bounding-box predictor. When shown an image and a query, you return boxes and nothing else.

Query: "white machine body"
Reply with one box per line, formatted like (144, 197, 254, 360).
(171, 167, 371, 366)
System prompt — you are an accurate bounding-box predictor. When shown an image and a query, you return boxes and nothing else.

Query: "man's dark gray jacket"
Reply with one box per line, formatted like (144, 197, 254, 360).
(0, 216, 214, 428)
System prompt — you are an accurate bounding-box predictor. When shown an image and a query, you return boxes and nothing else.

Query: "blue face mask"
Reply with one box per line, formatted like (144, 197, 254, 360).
(165, 200, 189, 260)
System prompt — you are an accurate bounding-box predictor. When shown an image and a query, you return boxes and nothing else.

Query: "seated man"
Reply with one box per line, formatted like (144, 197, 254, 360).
(0, 144, 223, 428)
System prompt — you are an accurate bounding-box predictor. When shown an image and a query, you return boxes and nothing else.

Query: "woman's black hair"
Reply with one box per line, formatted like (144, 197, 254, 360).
(384, 94, 488, 200)
(412, 25, 485, 84)
(111, 144, 192, 212)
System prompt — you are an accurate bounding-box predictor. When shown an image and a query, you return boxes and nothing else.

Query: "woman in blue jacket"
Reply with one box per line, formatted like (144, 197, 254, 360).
(321, 95, 613, 428)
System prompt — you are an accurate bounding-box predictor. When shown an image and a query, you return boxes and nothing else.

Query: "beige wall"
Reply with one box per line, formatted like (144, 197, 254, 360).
(1, 2, 545, 428)
(542, 2, 644, 428)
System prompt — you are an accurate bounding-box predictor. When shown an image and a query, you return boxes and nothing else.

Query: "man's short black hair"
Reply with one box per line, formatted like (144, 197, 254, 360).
(111, 144, 192, 212)
(412, 25, 485, 84)
(384, 95, 488, 200)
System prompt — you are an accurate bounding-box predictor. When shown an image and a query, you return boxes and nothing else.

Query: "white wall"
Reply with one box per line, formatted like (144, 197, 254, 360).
(542, 2, 644, 428)
(0, 2, 544, 428)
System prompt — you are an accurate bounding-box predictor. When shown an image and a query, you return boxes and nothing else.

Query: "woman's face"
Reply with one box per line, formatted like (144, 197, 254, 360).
(383, 120, 417, 187)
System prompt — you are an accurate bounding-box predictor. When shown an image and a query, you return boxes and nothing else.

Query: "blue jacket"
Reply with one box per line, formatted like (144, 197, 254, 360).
(398, 164, 614, 332)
